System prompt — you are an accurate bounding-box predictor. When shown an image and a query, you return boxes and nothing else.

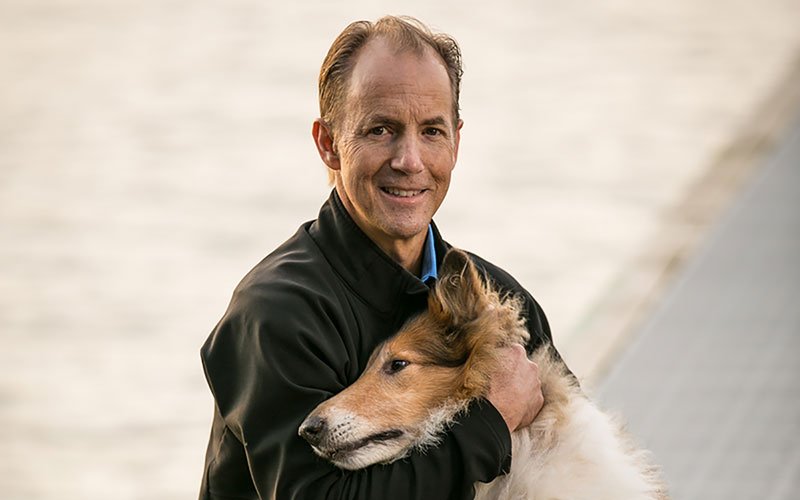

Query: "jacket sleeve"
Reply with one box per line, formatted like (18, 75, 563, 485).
(200, 286, 511, 500)
(515, 285, 573, 372)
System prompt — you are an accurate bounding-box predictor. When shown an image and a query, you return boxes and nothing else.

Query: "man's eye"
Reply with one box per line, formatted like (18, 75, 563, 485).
(369, 126, 387, 136)
(385, 359, 410, 374)
(424, 127, 442, 136)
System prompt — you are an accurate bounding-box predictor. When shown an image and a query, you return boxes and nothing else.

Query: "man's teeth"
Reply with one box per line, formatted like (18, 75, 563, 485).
(383, 188, 422, 197)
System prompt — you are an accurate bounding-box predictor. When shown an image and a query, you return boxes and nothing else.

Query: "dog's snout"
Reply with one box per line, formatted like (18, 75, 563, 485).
(299, 415, 327, 446)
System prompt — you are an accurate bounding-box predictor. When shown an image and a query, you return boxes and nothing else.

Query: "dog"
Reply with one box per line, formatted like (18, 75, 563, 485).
(299, 248, 668, 499)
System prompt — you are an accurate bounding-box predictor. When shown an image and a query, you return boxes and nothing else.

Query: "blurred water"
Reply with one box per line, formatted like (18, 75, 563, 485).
(1, 1, 799, 498)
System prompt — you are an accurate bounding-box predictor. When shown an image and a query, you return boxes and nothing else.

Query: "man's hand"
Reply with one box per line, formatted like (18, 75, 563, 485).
(486, 343, 544, 432)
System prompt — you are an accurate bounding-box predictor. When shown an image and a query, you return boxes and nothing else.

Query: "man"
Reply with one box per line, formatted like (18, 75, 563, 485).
(199, 16, 565, 499)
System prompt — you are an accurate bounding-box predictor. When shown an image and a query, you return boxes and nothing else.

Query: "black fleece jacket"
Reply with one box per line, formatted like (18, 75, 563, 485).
(199, 191, 557, 499)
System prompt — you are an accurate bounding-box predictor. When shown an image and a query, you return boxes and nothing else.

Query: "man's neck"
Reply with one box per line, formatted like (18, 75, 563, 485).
(333, 186, 429, 276)
(371, 231, 427, 277)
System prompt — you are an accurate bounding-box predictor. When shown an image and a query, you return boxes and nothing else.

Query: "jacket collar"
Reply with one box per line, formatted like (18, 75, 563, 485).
(306, 190, 450, 314)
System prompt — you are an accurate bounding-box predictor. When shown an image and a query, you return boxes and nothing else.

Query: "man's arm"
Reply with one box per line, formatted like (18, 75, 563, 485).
(200, 287, 512, 499)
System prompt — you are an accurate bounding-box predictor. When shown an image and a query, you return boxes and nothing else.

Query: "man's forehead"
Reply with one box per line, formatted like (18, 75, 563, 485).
(347, 37, 449, 91)
(341, 38, 454, 123)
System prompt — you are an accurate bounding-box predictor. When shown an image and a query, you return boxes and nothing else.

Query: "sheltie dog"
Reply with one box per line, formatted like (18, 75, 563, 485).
(299, 249, 668, 499)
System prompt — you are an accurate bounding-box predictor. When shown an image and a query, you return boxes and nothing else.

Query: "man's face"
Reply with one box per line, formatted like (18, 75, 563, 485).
(323, 38, 461, 254)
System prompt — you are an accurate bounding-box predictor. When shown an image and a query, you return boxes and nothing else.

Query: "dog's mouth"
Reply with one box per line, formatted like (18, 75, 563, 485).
(313, 429, 405, 463)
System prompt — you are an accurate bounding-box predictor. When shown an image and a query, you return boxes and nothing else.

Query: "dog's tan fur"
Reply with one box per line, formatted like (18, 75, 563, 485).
(300, 249, 668, 499)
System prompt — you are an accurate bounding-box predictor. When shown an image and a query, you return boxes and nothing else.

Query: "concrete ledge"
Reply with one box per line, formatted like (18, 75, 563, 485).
(565, 50, 800, 385)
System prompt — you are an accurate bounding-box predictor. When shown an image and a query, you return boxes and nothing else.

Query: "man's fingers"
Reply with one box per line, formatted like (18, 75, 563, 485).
(487, 343, 545, 432)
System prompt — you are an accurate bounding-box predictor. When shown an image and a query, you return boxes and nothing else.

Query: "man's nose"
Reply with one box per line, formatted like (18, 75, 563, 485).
(298, 415, 328, 447)
(389, 135, 424, 174)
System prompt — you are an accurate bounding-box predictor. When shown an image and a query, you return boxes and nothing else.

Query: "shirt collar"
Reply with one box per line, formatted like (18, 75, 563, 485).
(307, 191, 450, 314)
(419, 225, 438, 285)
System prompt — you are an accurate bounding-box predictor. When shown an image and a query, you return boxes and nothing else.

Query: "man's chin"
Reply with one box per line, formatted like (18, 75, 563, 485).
(375, 210, 435, 240)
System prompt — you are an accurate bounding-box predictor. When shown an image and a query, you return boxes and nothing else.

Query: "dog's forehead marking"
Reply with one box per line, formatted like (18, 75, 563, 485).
(384, 320, 428, 351)
(389, 319, 450, 359)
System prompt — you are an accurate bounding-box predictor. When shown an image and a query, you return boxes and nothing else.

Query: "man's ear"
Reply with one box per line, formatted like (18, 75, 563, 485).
(312, 119, 341, 170)
(430, 248, 487, 324)
(453, 118, 463, 163)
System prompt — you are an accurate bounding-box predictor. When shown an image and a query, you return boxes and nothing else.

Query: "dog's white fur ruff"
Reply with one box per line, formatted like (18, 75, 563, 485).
(405, 346, 666, 500)
(475, 383, 664, 499)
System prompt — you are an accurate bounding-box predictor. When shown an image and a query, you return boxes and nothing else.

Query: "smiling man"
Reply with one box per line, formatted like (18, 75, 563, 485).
(199, 16, 563, 499)
(312, 35, 458, 273)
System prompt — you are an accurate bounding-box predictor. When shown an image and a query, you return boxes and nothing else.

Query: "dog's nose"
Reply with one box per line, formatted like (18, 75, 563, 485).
(299, 415, 327, 446)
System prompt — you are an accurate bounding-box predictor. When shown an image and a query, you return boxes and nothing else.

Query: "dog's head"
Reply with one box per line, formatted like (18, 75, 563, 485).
(298, 249, 529, 470)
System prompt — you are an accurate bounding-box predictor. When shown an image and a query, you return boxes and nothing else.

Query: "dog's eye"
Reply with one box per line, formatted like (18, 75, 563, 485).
(385, 359, 410, 374)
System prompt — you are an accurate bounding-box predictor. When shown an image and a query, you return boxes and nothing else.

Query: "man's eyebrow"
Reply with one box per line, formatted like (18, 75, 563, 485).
(361, 115, 402, 127)
(359, 115, 450, 128)
(421, 116, 449, 127)
(364, 114, 395, 123)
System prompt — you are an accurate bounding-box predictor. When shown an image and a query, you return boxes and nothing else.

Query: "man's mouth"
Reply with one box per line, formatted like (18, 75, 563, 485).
(381, 187, 425, 198)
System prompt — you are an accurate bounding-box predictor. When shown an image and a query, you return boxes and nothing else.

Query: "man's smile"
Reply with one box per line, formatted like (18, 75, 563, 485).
(380, 187, 427, 198)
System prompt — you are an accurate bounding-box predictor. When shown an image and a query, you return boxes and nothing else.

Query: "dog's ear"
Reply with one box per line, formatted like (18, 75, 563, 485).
(429, 249, 489, 324)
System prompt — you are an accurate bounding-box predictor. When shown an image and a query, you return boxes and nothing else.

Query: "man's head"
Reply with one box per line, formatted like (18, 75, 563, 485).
(318, 16, 463, 138)
(312, 17, 465, 266)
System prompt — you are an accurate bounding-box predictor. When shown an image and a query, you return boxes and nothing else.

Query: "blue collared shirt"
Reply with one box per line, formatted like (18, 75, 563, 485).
(419, 225, 438, 285)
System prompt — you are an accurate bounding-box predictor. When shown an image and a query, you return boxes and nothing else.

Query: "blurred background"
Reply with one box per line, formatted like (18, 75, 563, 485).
(1, 1, 798, 498)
